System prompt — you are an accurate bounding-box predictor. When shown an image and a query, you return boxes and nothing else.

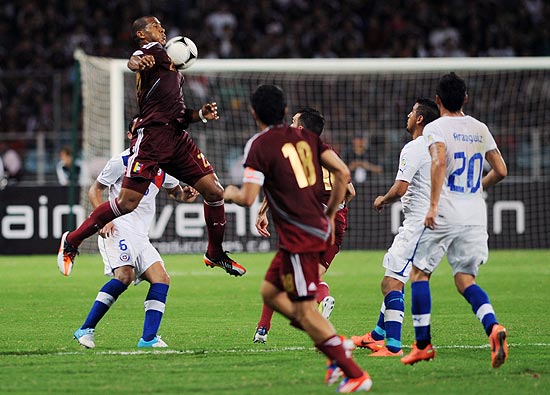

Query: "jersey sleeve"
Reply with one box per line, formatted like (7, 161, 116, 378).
(423, 122, 445, 148)
(162, 173, 180, 189)
(97, 155, 125, 187)
(395, 142, 420, 183)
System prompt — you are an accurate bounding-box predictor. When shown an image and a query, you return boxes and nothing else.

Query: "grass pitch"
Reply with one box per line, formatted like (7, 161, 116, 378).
(0, 250, 548, 394)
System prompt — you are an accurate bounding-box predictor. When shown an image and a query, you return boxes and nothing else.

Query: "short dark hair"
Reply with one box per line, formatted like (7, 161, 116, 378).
(436, 72, 467, 112)
(415, 98, 440, 126)
(250, 84, 286, 125)
(131, 16, 154, 44)
(295, 107, 325, 136)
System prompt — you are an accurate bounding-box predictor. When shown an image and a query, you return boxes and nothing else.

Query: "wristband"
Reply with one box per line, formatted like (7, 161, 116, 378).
(198, 109, 208, 123)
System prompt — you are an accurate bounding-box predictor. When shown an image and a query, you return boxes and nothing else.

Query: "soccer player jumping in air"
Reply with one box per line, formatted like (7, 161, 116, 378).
(57, 16, 245, 277)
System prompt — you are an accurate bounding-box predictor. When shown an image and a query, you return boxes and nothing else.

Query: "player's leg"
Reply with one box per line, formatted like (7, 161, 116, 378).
(194, 173, 246, 276)
(280, 251, 370, 390)
(400, 266, 436, 364)
(57, 182, 147, 275)
(254, 303, 274, 343)
(317, 263, 335, 319)
(317, 213, 346, 319)
(369, 275, 405, 357)
(449, 227, 507, 368)
(138, 260, 170, 348)
(74, 265, 133, 348)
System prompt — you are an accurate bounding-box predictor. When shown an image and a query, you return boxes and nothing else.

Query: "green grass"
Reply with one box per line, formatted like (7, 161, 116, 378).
(0, 250, 549, 394)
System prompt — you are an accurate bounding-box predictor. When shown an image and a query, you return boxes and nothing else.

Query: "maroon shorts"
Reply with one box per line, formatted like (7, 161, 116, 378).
(264, 249, 321, 301)
(125, 124, 214, 188)
(320, 206, 348, 270)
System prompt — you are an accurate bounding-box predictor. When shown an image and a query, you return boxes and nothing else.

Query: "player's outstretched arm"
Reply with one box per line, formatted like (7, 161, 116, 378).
(224, 182, 261, 207)
(127, 54, 155, 72)
(167, 185, 199, 203)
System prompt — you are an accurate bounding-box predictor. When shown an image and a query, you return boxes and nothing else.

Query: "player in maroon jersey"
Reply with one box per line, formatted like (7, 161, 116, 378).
(57, 16, 245, 278)
(253, 107, 356, 343)
(224, 85, 371, 393)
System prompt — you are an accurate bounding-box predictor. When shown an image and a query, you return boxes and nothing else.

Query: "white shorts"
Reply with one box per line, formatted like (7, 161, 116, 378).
(413, 224, 488, 276)
(383, 220, 426, 284)
(97, 229, 163, 286)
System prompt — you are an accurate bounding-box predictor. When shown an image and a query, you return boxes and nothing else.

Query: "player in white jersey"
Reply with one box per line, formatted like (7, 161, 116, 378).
(401, 73, 509, 368)
(352, 99, 439, 356)
(73, 128, 198, 349)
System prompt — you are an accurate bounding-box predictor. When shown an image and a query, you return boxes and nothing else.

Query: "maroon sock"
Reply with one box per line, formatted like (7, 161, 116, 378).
(257, 304, 275, 330)
(316, 282, 330, 304)
(316, 335, 363, 379)
(67, 199, 122, 247)
(204, 200, 225, 257)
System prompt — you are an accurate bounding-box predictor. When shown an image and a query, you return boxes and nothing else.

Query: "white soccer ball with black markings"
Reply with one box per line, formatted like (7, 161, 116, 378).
(165, 36, 198, 71)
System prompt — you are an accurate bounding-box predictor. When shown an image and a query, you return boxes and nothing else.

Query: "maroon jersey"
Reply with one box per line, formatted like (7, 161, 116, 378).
(132, 42, 191, 130)
(244, 124, 331, 253)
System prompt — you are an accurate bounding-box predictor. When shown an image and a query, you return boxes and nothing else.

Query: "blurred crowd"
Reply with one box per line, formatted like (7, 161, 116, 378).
(0, 0, 549, 183)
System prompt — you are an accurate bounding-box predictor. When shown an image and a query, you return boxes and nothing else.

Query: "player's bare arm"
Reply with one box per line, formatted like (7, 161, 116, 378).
(189, 102, 220, 124)
(224, 181, 261, 207)
(167, 185, 199, 203)
(88, 180, 114, 238)
(127, 54, 155, 71)
(373, 180, 409, 212)
(482, 149, 508, 189)
(255, 197, 270, 237)
(345, 182, 356, 205)
(425, 142, 446, 229)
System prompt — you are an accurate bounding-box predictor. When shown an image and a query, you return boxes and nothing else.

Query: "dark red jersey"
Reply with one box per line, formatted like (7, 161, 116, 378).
(131, 42, 191, 130)
(243, 124, 331, 253)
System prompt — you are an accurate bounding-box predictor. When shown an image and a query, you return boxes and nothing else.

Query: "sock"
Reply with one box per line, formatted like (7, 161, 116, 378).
(462, 284, 498, 336)
(67, 199, 123, 247)
(81, 279, 128, 329)
(371, 300, 386, 340)
(384, 290, 405, 352)
(316, 335, 363, 379)
(204, 199, 225, 258)
(411, 281, 431, 349)
(316, 282, 330, 304)
(323, 243, 340, 266)
(142, 283, 169, 342)
(258, 304, 275, 331)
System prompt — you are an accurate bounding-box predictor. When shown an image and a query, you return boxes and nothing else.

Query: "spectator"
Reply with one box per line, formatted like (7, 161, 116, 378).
(56, 145, 81, 186)
(341, 133, 383, 183)
(0, 142, 23, 184)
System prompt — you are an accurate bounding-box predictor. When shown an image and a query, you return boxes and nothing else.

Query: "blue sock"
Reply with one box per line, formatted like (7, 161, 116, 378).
(384, 290, 405, 352)
(372, 301, 386, 340)
(82, 279, 127, 329)
(142, 283, 169, 341)
(462, 284, 498, 336)
(411, 281, 431, 347)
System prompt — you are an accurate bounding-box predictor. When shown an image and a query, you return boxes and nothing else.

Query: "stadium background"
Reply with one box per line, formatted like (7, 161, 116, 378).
(0, 1, 549, 254)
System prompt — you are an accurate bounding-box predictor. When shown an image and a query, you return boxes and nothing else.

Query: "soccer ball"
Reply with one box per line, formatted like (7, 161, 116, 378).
(165, 36, 198, 71)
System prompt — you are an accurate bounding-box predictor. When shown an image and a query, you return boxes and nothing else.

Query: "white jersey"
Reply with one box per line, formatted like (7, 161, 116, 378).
(97, 149, 180, 237)
(396, 136, 431, 222)
(423, 115, 497, 226)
